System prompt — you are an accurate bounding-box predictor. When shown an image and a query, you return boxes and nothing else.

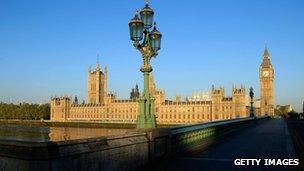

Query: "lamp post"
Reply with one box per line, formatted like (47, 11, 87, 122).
(129, 1, 162, 128)
(249, 87, 255, 117)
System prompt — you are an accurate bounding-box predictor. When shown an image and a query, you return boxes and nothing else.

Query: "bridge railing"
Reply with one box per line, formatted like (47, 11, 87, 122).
(149, 116, 269, 158)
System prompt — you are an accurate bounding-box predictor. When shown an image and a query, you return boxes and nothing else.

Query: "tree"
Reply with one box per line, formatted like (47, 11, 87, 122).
(0, 102, 50, 120)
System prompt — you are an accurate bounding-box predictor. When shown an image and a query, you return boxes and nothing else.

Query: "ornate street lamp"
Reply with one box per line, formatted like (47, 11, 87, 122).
(129, 1, 162, 128)
(249, 87, 255, 117)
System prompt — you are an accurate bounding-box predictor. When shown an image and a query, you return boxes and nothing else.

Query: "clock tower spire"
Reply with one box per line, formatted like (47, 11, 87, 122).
(259, 45, 275, 116)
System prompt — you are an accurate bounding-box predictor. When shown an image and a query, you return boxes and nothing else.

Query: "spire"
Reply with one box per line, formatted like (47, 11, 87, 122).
(135, 84, 139, 91)
(263, 44, 270, 59)
(261, 44, 272, 67)
(96, 54, 101, 70)
(150, 73, 154, 82)
(149, 73, 156, 94)
(104, 65, 108, 74)
(74, 95, 78, 104)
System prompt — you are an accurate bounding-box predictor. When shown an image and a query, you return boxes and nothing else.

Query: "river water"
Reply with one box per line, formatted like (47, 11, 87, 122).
(0, 125, 129, 142)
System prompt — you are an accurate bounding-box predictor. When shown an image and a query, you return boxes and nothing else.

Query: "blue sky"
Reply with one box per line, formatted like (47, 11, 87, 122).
(0, 0, 303, 112)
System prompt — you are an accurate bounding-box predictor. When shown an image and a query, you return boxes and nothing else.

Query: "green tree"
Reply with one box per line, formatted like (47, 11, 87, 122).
(0, 102, 50, 120)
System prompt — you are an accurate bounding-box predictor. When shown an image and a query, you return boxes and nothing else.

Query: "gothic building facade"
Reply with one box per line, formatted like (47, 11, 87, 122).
(50, 47, 274, 124)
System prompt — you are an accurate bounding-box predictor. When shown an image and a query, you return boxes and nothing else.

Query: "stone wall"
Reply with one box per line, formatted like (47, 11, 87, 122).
(0, 116, 269, 171)
(0, 133, 149, 171)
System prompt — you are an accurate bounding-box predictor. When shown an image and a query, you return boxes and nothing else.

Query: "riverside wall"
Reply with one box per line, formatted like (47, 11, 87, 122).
(0, 116, 269, 171)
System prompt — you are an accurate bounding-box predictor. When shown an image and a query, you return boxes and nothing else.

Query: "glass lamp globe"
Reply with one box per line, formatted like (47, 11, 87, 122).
(140, 3, 154, 29)
(149, 24, 162, 52)
(129, 12, 144, 41)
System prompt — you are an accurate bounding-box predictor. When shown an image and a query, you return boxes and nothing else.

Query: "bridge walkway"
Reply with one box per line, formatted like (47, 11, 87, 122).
(144, 119, 302, 171)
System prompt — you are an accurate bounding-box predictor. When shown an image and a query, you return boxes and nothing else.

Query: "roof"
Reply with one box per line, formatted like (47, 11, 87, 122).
(263, 47, 270, 58)
(261, 46, 272, 68)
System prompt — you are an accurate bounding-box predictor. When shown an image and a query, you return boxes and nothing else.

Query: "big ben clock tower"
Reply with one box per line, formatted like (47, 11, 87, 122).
(259, 46, 275, 116)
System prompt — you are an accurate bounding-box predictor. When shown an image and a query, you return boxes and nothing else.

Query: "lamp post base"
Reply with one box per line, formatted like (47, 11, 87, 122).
(135, 67, 157, 129)
(136, 114, 156, 128)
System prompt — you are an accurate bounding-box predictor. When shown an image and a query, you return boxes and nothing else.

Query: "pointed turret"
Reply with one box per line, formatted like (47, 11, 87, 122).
(96, 54, 101, 70)
(135, 84, 139, 92)
(149, 73, 156, 94)
(263, 46, 270, 58)
(96, 62, 101, 71)
(104, 65, 108, 74)
(261, 45, 272, 68)
(130, 88, 135, 99)
(73, 95, 78, 104)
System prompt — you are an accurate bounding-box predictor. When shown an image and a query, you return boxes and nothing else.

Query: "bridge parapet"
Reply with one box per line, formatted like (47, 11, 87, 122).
(0, 116, 269, 171)
(168, 116, 269, 155)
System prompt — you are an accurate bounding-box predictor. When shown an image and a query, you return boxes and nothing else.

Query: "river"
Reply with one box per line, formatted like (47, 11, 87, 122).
(0, 125, 129, 142)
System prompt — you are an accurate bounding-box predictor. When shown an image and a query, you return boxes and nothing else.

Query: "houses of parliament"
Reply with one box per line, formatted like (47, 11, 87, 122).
(50, 47, 275, 124)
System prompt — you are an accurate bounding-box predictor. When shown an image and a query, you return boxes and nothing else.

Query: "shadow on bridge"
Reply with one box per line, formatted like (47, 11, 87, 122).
(142, 118, 302, 171)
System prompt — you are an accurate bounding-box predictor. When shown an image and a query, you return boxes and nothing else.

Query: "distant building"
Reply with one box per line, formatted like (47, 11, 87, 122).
(130, 84, 140, 100)
(187, 92, 211, 102)
(276, 105, 293, 113)
(51, 47, 273, 124)
(50, 61, 248, 124)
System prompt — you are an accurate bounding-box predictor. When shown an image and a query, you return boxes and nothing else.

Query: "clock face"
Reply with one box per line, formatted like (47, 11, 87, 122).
(263, 71, 269, 77)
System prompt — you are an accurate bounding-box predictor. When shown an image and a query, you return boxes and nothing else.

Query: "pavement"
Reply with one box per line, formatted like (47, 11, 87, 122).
(143, 119, 303, 171)
(287, 119, 304, 159)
